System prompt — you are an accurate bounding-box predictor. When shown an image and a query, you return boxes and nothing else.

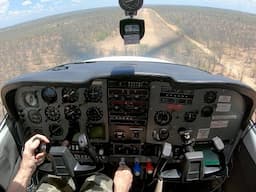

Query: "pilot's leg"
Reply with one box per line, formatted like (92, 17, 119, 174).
(36, 175, 75, 192)
(36, 182, 62, 192)
(79, 173, 113, 192)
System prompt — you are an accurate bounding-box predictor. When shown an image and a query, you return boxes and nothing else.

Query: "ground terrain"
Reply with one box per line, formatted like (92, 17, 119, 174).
(0, 6, 256, 119)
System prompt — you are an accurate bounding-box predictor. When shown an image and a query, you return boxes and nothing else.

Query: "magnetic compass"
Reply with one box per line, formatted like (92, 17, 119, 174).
(119, 0, 143, 13)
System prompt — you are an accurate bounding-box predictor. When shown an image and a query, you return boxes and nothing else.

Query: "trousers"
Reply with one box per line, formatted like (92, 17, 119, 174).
(36, 173, 113, 192)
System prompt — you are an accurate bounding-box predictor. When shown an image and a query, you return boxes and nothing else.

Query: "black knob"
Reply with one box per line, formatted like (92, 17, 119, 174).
(204, 91, 217, 104)
(201, 106, 214, 117)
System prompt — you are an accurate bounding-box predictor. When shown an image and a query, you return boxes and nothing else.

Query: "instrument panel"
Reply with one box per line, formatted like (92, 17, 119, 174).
(15, 77, 246, 149)
(2, 58, 254, 184)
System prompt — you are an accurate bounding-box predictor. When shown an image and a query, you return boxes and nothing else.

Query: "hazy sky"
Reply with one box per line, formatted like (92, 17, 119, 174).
(0, 0, 256, 28)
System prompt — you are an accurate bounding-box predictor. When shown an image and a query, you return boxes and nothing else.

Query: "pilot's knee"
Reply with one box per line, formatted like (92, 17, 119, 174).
(36, 176, 74, 192)
(80, 173, 113, 192)
(36, 182, 61, 192)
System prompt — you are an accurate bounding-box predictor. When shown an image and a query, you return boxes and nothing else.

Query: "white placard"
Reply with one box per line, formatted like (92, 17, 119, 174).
(197, 128, 210, 139)
(216, 103, 231, 112)
(218, 96, 232, 103)
(212, 115, 238, 120)
(210, 120, 229, 128)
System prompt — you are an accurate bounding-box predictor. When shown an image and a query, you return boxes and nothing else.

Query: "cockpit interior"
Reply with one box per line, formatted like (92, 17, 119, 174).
(0, 0, 256, 192)
(1, 58, 256, 191)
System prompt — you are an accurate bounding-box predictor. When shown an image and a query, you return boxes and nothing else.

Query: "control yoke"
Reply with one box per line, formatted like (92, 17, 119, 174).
(37, 135, 100, 177)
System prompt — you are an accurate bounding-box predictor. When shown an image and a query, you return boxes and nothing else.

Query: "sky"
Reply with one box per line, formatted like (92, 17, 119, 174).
(0, 0, 256, 29)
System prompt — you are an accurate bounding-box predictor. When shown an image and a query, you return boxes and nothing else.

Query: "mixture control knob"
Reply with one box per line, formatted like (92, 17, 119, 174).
(146, 160, 154, 175)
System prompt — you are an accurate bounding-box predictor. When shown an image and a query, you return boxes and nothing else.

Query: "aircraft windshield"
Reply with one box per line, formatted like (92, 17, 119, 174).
(0, 1, 256, 119)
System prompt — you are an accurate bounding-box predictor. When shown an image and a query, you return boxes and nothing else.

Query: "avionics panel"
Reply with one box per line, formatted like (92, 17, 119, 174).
(107, 79, 150, 142)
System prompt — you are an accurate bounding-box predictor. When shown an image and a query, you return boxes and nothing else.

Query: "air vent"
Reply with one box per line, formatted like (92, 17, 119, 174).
(50, 65, 69, 71)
